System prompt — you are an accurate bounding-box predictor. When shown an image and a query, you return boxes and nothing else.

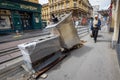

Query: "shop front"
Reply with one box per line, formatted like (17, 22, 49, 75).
(0, 0, 42, 33)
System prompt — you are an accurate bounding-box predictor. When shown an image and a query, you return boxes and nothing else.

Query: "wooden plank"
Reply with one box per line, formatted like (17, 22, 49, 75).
(33, 54, 67, 79)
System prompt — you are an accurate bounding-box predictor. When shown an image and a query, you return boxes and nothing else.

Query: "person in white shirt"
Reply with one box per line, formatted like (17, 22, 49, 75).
(91, 15, 101, 43)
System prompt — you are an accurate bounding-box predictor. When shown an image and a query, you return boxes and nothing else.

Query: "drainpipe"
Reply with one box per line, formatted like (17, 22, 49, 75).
(112, 0, 120, 48)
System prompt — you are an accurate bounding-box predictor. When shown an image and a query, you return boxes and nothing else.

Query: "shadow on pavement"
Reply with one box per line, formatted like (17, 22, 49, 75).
(47, 45, 93, 72)
(97, 39, 111, 42)
(70, 46, 93, 57)
(97, 35, 103, 37)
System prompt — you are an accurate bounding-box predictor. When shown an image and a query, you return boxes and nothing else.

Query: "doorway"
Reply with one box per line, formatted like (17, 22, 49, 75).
(19, 12, 32, 30)
(12, 13, 22, 31)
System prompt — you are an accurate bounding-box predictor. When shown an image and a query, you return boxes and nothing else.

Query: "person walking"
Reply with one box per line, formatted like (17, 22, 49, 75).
(91, 15, 101, 43)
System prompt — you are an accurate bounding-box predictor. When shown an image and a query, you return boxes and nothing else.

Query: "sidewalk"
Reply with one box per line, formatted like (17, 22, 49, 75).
(0, 30, 50, 43)
(40, 30, 120, 80)
(0, 25, 88, 43)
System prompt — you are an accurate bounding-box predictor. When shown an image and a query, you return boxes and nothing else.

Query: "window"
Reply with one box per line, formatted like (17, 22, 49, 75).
(66, 1, 69, 8)
(73, 1, 77, 7)
(0, 16, 11, 29)
(58, 4, 60, 10)
(62, 3, 64, 9)
(57, 5, 59, 10)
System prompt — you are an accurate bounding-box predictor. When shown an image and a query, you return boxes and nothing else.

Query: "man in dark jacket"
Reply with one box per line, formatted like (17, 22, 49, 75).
(91, 15, 101, 43)
(51, 14, 59, 23)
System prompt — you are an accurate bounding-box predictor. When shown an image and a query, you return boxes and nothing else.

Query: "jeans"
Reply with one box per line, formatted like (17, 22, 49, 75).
(92, 27, 99, 42)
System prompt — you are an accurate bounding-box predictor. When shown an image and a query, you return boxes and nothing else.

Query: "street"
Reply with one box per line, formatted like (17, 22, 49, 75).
(39, 31, 120, 80)
(1, 26, 120, 80)
(0, 0, 120, 80)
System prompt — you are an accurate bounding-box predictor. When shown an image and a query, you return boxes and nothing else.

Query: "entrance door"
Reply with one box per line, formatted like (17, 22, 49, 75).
(12, 13, 22, 31)
(20, 12, 32, 30)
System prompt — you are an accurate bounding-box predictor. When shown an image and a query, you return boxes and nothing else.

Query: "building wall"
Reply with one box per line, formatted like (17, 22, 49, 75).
(92, 5, 99, 16)
(42, 3, 50, 22)
(112, 0, 120, 48)
(114, 0, 120, 64)
(110, 2, 115, 31)
(42, 0, 93, 22)
(0, 0, 42, 33)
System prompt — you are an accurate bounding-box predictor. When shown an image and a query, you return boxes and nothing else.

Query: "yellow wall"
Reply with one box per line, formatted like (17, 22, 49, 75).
(111, 3, 115, 29)
(42, 0, 92, 22)
(112, 0, 120, 47)
(42, 3, 50, 21)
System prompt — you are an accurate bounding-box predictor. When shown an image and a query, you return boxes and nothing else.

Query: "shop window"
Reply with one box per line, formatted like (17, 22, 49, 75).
(0, 16, 11, 29)
(0, 9, 11, 15)
(34, 13, 39, 23)
(35, 17, 39, 23)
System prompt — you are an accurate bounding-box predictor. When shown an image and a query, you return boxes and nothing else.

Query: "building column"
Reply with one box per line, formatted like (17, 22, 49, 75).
(110, 3, 115, 31)
(112, 0, 120, 48)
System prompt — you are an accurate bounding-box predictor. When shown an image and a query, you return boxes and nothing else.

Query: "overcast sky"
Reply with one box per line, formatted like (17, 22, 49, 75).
(89, 0, 111, 10)
(39, 0, 111, 10)
(39, 0, 48, 4)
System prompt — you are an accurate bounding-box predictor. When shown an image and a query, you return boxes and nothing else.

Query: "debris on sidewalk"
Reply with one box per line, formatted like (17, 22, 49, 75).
(80, 40, 87, 43)
(40, 73, 48, 79)
(7, 74, 30, 80)
(33, 54, 67, 79)
(13, 35, 22, 38)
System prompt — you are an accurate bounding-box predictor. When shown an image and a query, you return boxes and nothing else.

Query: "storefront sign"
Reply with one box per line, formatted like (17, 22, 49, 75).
(20, 5, 37, 11)
(0, 1, 40, 12)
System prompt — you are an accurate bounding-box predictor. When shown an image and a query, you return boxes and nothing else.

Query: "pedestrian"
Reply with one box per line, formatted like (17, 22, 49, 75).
(51, 14, 59, 23)
(91, 15, 101, 43)
(75, 18, 79, 28)
(89, 17, 94, 36)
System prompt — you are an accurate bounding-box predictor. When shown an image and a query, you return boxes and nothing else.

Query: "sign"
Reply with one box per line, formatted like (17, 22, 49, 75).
(20, 5, 37, 11)
(0, 1, 40, 12)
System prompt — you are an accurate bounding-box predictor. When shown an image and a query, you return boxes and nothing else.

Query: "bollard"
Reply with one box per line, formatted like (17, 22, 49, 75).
(13, 30, 22, 38)
(16, 30, 19, 36)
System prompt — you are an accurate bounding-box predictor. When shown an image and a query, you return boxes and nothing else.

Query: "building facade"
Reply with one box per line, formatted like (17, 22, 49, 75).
(111, 0, 120, 47)
(0, 0, 42, 33)
(110, 0, 120, 64)
(42, 3, 50, 22)
(92, 5, 99, 17)
(42, 0, 93, 24)
(23, 0, 39, 3)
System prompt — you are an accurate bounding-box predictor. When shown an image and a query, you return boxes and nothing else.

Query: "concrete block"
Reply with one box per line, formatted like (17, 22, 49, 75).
(46, 12, 80, 49)
(18, 35, 61, 63)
